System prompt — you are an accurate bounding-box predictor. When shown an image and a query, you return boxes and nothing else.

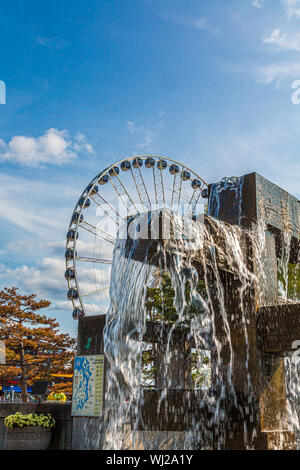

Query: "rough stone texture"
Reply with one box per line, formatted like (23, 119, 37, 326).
(124, 429, 207, 450)
(208, 172, 299, 449)
(71, 172, 300, 450)
(258, 230, 278, 306)
(78, 315, 106, 355)
(6, 427, 52, 450)
(71, 317, 107, 450)
(0, 403, 72, 450)
(208, 172, 300, 238)
(258, 304, 300, 353)
(72, 416, 104, 449)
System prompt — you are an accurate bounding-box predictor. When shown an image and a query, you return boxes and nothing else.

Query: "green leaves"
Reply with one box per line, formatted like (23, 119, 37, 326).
(145, 272, 207, 324)
(145, 273, 178, 323)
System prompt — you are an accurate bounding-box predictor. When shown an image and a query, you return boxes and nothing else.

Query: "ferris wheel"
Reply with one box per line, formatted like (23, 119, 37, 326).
(65, 155, 208, 319)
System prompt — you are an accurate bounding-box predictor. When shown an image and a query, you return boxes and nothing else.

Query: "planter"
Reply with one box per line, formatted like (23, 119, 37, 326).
(46, 400, 66, 403)
(6, 426, 52, 450)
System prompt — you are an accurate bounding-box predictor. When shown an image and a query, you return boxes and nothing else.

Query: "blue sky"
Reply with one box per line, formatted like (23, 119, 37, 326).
(0, 0, 300, 335)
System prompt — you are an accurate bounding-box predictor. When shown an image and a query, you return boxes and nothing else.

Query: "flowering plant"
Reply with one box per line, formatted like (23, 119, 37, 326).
(4, 412, 55, 429)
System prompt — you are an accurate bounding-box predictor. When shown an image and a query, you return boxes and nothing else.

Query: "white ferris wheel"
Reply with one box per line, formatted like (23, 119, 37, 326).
(65, 155, 208, 319)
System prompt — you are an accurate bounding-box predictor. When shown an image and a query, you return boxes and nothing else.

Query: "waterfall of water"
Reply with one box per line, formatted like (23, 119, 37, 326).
(102, 178, 299, 450)
(279, 232, 300, 449)
(103, 235, 152, 449)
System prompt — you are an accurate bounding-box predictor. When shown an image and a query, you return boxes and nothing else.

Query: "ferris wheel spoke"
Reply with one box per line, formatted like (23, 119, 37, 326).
(181, 188, 193, 203)
(171, 173, 179, 209)
(153, 160, 166, 208)
(81, 286, 110, 297)
(76, 256, 112, 264)
(79, 221, 116, 245)
(185, 189, 201, 219)
(108, 173, 139, 216)
(66, 155, 208, 319)
(170, 169, 184, 212)
(90, 192, 121, 226)
(130, 166, 151, 211)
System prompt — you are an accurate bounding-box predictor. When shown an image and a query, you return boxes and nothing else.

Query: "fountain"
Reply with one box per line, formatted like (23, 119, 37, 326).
(70, 168, 299, 450)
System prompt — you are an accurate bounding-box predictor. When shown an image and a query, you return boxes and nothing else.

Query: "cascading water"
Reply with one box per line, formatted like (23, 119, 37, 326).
(102, 178, 299, 450)
(279, 231, 300, 448)
(103, 238, 152, 449)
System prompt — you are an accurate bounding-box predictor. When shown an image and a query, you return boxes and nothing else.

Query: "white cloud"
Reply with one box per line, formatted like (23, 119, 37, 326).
(0, 253, 108, 315)
(126, 121, 136, 134)
(56, 301, 101, 315)
(0, 173, 77, 238)
(0, 169, 112, 318)
(0, 258, 79, 334)
(255, 61, 300, 83)
(56, 300, 73, 311)
(282, 0, 300, 19)
(0, 128, 93, 167)
(126, 121, 155, 151)
(1, 256, 78, 297)
(0, 239, 38, 256)
(229, 60, 300, 85)
(252, 0, 264, 8)
(84, 303, 103, 315)
(136, 128, 154, 151)
(0, 257, 66, 297)
(264, 28, 300, 51)
(73, 132, 94, 154)
(161, 13, 216, 34)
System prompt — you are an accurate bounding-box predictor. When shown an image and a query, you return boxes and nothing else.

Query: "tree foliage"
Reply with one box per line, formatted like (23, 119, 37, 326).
(0, 287, 76, 401)
(145, 272, 178, 323)
(142, 272, 211, 388)
(277, 263, 300, 301)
